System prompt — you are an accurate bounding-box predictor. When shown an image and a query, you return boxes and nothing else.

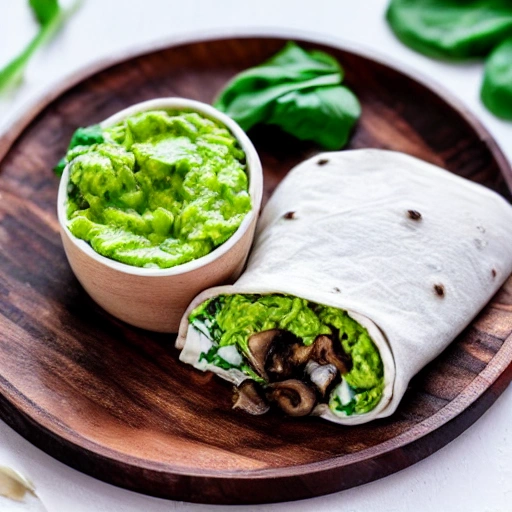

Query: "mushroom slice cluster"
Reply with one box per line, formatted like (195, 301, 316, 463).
(233, 330, 351, 416)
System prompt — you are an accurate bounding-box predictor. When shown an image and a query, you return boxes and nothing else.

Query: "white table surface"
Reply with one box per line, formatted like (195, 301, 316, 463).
(0, 1, 511, 511)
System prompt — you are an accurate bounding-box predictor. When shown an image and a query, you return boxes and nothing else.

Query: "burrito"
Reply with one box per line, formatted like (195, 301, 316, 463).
(176, 149, 512, 425)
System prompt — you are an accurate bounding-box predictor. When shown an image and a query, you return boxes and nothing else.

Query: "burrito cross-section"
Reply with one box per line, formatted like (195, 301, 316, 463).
(176, 149, 512, 425)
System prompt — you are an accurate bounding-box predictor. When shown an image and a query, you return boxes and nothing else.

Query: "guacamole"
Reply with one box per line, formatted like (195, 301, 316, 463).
(63, 110, 251, 269)
(189, 294, 384, 417)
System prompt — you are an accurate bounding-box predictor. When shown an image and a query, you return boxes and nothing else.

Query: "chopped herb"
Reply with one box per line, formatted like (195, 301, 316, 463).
(189, 296, 226, 343)
(332, 397, 357, 416)
(198, 345, 265, 384)
(199, 345, 236, 371)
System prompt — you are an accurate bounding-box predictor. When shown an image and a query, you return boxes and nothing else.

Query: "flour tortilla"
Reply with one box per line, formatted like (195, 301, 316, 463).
(176, 149, 512, 425)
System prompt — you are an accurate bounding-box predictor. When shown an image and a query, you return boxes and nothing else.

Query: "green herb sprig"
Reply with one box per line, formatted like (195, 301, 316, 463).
(0, 0, 81, 94)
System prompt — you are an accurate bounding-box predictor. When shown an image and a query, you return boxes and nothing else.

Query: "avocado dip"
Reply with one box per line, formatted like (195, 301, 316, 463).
(188, 294, 384, 417)
(63, 110, 251, 269)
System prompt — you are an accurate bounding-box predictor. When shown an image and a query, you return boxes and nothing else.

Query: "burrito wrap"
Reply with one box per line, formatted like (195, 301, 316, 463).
(177, 149, 512, 425)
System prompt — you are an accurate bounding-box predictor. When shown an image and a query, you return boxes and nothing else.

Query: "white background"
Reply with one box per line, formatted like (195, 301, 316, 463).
(0, 1, 511, 511)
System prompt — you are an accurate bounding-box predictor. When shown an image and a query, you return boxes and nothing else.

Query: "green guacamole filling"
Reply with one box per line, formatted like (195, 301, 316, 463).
(64, 110, 251, 269)
(189, 294, 384, 417)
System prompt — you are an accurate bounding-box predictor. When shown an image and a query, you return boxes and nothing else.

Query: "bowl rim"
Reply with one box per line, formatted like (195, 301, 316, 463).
(57, 97, 263, 277)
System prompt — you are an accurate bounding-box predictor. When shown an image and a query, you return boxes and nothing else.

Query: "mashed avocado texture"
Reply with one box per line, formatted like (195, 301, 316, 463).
(64, 110, 251, 269)
(189, 294, 384, 416)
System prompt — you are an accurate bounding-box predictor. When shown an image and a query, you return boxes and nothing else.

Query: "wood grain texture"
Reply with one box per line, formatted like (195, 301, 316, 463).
(0, 35, 511, 504)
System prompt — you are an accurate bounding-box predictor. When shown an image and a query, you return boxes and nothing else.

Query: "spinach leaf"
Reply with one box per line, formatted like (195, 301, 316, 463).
(386, 0, 512, 59)
(268, 85, 361, 149)
(386, 0, 512, 120)
(0, 0, 81, 93)
(481, 37, 512, 119)
(214, 42, 360, 150)
(68, 124, 104, 148)
(216, 73, 341, 133)
(54, 124, 104, 176)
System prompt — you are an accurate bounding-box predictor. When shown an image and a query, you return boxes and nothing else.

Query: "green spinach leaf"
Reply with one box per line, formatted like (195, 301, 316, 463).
(481, 37, 512, 119)
(386, 0, 512, 60)
(214, 42, 360, 150)
(54, 124, 104, 176)
(268, 85, 361, 149)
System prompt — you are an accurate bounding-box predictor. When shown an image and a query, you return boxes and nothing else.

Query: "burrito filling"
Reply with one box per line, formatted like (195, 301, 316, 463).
(64, 110, 251, 269)
(188, 294, 384, 417)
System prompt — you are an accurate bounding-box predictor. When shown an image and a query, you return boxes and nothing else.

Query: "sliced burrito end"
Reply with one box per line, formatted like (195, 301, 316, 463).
(180, 293, 393, 421)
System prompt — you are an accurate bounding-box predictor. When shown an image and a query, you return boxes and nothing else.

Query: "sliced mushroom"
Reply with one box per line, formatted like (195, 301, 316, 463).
(267, 379, 316, 416)
(266, 351, 289, 380)
(290, 343, 315, 366)
(305, 361, 338, 396)
(265, 337, 314, 381)
(313, 335, 349, 374)
(247, 329, 281, 379)
(232, 381, 270, 415)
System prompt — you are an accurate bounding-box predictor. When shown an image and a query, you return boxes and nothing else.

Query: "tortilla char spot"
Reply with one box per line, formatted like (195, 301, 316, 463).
(434, 284, 445, 297)
(474, 238, 488, 250)
(407, 210, 422, 221)
(332, 287, 341, 293)
(283, 211, 296, 220)
(317, 158, 329, 166)
(492, 268, 497, 278)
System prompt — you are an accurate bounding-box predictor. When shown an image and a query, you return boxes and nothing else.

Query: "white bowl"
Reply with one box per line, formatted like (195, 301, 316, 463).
(57, 98, 263, 332)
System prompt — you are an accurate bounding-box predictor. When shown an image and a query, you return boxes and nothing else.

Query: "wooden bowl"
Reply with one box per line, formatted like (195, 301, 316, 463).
(56, 98, 263, 332)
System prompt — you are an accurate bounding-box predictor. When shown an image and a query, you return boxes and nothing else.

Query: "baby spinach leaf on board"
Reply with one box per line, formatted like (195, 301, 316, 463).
(263, 41, 343, 76)
(216, 73, 341, 133)
(214, 42, 360, 150)
(268, 85, 361, 150)
(481, 37, 512, 120)
(386, 0, 512, 60)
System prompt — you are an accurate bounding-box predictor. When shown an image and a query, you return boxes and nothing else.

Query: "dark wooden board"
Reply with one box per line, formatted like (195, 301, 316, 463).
(0, 35, 511, 505)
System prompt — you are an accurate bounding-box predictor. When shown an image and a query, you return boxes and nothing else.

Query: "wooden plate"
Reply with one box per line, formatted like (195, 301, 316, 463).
(0, 34, 511, 505)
